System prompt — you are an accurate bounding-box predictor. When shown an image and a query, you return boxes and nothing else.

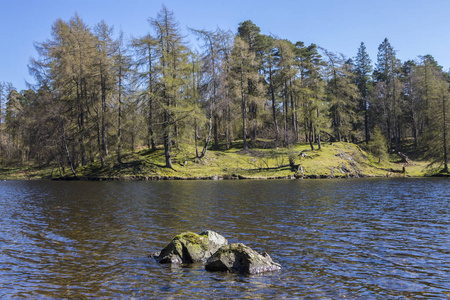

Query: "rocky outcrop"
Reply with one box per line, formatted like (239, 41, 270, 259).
(152, 230, 228, 264)
(205, 243, 281, 275)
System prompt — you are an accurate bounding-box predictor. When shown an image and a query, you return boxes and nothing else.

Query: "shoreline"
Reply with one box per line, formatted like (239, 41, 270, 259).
(1, 142, 447, 181)
(1, 172, 447, 181)
(50, 173, 416, 181)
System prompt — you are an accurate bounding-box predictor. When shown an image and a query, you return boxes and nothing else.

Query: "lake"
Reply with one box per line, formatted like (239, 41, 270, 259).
(0, 178, 449, 299)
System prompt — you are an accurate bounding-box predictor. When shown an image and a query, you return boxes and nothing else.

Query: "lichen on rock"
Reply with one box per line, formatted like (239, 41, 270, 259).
(205, 243, 281, 275)
(153, 230, 228, 264)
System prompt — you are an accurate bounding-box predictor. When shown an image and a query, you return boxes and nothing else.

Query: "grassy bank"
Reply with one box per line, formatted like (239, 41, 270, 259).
(0, 141, 436, 180)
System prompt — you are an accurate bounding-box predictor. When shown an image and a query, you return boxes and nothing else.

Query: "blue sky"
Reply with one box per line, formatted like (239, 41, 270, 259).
(1, 0, 450, 91)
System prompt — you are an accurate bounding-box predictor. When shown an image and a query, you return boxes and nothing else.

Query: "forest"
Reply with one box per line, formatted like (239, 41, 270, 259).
(0, 6, 449, 177)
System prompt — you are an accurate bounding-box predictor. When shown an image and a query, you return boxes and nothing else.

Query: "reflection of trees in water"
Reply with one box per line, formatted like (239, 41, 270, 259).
(2, 178, 449, 298)
(8, 181, 156, 298)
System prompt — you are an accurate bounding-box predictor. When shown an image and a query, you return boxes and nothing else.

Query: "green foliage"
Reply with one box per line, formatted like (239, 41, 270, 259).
(369, 126, 388, 163)
(1, 9, 449, 176)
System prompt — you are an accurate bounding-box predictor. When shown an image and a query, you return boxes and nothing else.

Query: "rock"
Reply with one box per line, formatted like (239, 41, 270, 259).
(153, 230, 228, 264)
(205, 243, 281, 275)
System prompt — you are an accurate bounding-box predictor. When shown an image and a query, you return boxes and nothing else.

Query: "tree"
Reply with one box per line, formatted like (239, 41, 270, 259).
(28, 14, 113, 172)
(369, 126, 388, 163)
(274, 39, 297, 144)
(5, 87, 22, 158)
(237, 20, 264, 142)
(216, 29, 235, 149)
(374, 38, 402, 152)
(322, 49, 359, 142)
(0, 82, 7, 160)
(237, 20, 260, 51)
(415, 57, 450, 172)
(94, 20, 116, 167)
(190, 27, 226, 148)
(258, 34, 280, 140)
(132, 33, 159, 151)
(229, 36, 258, 150)
(150, 6, 190, 168)
(354, 42, 373, 144)
(114, 31, 131, 164)
(298, 44, 326, 150)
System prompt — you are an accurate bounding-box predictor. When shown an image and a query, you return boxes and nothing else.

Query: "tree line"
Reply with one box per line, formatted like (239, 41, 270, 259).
(0, 6, 448, 174)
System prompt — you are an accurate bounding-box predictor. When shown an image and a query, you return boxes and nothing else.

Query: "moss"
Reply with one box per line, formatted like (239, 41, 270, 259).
(0, 141, 436, 180)
(175, 232, 201, 243)
(215, 243, 247, 255)
(174, 232, 208, 251)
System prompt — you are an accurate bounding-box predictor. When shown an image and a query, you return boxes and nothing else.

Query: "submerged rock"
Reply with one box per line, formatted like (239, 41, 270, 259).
(153, 230, 228, 264)
(205, 243, 281, 275)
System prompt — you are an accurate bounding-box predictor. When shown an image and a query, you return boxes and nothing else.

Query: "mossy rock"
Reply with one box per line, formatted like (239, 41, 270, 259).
(153, 230, 228, 264)
(205, 243, 281, 275)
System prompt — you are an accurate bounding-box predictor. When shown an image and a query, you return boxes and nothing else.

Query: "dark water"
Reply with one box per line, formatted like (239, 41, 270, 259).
(0, 178, 449, 299)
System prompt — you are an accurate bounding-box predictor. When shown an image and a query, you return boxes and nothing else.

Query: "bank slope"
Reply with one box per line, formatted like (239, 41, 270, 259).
(49, 142, 425, 180)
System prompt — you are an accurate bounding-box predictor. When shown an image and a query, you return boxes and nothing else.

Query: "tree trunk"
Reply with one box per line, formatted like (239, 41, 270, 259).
(309, 120, 315, 150)
(226, 104, 231, 150)
(101, 71, 108, 163)
(198, 117, 212, 158)
(443, 95, 448, 172)
(195, 118, 199, 157)
(364, 97, 369, 144)
(290, 80, 297, 140)
(148, 44, 156, 151)
(59, 118, 77, 178)
(284, 80, 288, 145)
(269, 66, 279, 141)
(117, 63, 123, 164)
(213, 116, 218, 148)
(387, 118, 392, 153)
(163, 110, 173, 169)
(316, 108, 321, 150)
(240, 62, 248, 150)
(252, 103, 257, 141)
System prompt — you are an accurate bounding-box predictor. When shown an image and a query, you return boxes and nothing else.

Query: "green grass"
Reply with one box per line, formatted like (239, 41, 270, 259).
(0, 140, 436, 180)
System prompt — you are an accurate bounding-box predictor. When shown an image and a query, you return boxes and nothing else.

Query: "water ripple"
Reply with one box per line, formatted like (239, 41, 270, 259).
(0, 178, 449, 298)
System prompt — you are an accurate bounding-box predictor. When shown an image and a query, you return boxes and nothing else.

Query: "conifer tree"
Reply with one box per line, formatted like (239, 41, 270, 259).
(258, 34, 280, 140)
(322, 49, 359, 142)
(369, 126, 388, 163)
(229, 36, 258, 150)
(150, 6, 189, 168)
(114, 31, 131, 164)
(374, 38, 402, 152)
(415, 57, 450, 172)
(94, 20, 115, 167)
(354, 42, 372, 144)
(132, 33, 159, 151)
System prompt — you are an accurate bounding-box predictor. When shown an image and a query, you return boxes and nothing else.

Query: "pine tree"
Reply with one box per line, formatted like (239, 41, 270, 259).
(299, 44, 326, 150)
(322, 49, 359, 142)
(229, 36, 258, 150)
(415, 57, 450, 172)
(258, 34, 280, 140)
(374, 38, 402, 152)
(237, 20, 264, 142)
(274, 39, 297, 144)
(354, 42, 373, 144)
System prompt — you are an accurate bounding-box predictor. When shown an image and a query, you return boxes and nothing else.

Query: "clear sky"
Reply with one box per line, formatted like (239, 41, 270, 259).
(1, 0, 450, 91)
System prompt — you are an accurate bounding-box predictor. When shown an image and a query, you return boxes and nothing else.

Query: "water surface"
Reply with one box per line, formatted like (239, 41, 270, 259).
(0, 178, 449, 298)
